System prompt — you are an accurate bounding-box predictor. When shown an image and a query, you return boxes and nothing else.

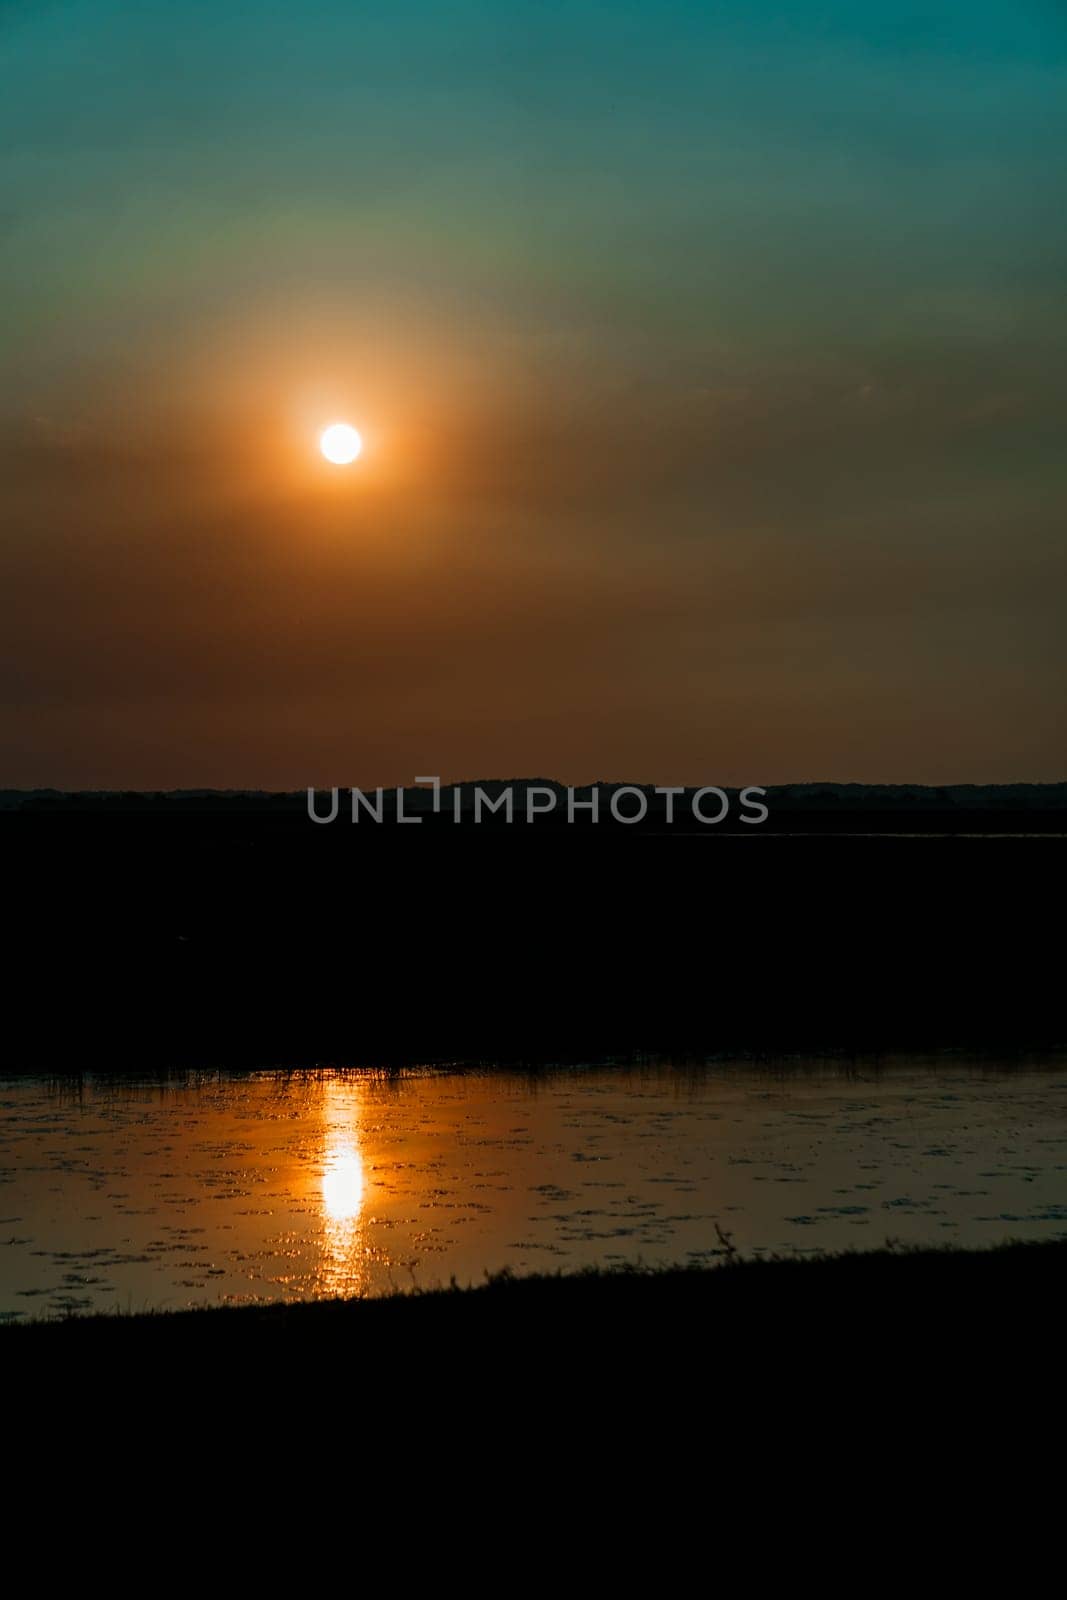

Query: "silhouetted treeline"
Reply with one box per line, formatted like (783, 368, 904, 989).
(3, 779, 1066, 833)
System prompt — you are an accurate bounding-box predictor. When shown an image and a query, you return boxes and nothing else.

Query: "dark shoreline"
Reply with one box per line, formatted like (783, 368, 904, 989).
(7, 1239, 1064, 1348)
(4, 789, 1064, 1070)
(5, 1047, 1065, 1080)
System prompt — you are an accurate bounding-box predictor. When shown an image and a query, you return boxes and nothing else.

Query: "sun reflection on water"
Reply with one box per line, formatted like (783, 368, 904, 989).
(317, 1081, 368, 1297)
(323, 1145, 364, 1220)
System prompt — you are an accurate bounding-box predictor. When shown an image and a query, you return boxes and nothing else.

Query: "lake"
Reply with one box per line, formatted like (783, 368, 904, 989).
(2, 1058, 1066, 1320)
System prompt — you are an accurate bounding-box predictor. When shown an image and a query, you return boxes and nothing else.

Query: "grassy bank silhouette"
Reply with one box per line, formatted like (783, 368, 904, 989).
(7, 1237, 1064, 1349)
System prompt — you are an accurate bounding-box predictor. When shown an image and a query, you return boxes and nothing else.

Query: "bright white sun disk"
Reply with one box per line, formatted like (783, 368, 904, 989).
(320, 422, 362, 464)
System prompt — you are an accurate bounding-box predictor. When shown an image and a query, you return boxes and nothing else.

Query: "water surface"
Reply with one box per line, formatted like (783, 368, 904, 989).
(2, 1059, 1066, 1319)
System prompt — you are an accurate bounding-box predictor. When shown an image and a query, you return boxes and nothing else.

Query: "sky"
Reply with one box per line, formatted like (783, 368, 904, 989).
(1, 0, 1065, 787)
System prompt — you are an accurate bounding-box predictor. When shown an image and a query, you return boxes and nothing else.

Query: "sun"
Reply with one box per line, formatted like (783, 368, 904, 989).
(319, 422, 362, 465)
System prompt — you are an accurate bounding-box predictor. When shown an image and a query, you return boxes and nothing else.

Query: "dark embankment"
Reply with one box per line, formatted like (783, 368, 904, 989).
(7, 1241, 1064, 1381)
(12, 1245, 1062, 1479)
(2, 786, 1064, 1069)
